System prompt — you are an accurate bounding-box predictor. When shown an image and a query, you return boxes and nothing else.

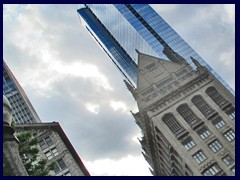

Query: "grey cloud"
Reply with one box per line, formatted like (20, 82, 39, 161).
(24, 72, 139, 160)
(3, 4, 234, 175)
(152, 4, 235, 91)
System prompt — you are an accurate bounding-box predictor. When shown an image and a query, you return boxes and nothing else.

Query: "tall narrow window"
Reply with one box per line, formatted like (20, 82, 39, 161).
(206, 87, 228, 108)
(162, 113, 185, 136)
(192, 95, 215, 118)
(177, 104, 200, 127)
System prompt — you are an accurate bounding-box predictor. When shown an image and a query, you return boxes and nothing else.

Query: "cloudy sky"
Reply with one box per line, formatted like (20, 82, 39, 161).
(3, 4, 235, 176)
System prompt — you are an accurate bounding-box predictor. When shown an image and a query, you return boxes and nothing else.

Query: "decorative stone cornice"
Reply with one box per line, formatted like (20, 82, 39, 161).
(146, 73, 211, 116)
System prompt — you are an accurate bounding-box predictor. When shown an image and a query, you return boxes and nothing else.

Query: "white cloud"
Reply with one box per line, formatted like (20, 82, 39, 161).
(3, 4, 235, 176)
(110, 100, 128, 113)
(85, 155, 151, 176)
(52, 62, 113, 91)
(150, 4, 177, 13)
(223, 4, 235, 24)
(85, 103, 100, 114)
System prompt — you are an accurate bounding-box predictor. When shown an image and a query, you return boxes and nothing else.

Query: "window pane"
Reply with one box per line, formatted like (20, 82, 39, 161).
(226, 108, 235, 120)
(54, 164, 60, 174)
(39, 140, 47, 149)
(192, 95, 214, 118)
(162, 113, 185, 135)
(45, 136, 53, 145)
(223, 129, 235, 142)
(45, 151, 53, 160)
(193, 151, 207, 164)
(198, 127, 211, 140)
(206, 87, 227, 108)
(203, 164, 221, 176)
(212, 117, 225, 129)
(208, 140, 222, 153)
(58, 159, 67, 170)
(183, 138, 195, 150)
(52, 148, 59, 156)
(222, 155, 233, 166)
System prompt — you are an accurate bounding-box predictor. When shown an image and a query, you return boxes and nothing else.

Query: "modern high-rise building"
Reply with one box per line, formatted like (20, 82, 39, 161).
(125, 50, 235, 176)
(77, 4, 234, 95)
(3, 60, 42, 124)
(77, 4, 235, 176)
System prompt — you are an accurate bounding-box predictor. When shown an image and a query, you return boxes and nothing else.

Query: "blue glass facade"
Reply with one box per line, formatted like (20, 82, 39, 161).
(77, 4, 234, 95)
(77, 7, 137, 84)
(3, 61, 42, 124)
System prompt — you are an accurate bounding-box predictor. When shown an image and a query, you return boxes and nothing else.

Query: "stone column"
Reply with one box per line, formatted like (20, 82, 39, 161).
(3, 95, 28, 176)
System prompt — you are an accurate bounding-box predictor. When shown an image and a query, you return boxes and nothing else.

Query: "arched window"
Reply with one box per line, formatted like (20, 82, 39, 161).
(162, 113, 185, 136)
(177, 104, 200, 127)
(192, 95, 215, 119)
(206, 87, 228, 108)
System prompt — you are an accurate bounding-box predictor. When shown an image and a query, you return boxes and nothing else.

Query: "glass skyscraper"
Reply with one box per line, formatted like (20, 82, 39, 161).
(3, 61, 42, 124)
(77, 4, 234, 95)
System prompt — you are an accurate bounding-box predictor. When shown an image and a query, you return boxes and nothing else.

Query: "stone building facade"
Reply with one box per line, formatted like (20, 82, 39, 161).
(125, 50, 235, 176)
(15, 122, 90, 176)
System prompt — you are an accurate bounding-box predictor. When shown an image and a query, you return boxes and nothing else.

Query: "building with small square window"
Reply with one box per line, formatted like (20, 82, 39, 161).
(3, 61, 90, 176)
(15, 122, 90, 176)
(125, 49, 235, 176)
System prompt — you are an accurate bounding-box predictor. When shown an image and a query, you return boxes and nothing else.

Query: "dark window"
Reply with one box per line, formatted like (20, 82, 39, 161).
(53, 164, 61, 174)
(39, 136, 53, 150)
(226, 108, 235, 120)
(162, 113, 185, 136)
(206, 87, 228, 108)
(197, 127, 212, 140)
(53, 158, 67, 174)
(58, 159, 67, 170)
(177, 104, 200, 126)
(192, 95, 214, 118)
(45, 136, 53, 146)
(39, 140, 47, 150)
(222, 154, 233, 166)
(230, 166, 235, 174)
